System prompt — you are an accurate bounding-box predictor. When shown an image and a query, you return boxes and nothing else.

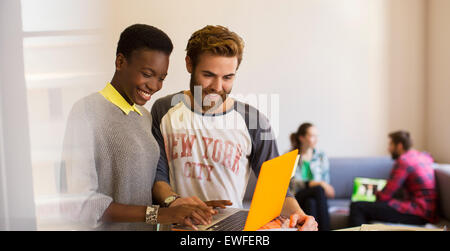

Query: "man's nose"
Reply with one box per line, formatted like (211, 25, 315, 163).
(210, 77, 223, 92)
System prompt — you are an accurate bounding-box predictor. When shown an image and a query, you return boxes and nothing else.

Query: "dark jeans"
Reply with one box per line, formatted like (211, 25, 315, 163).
(349, 201, 428, 227)
(295, 185, 330, 231)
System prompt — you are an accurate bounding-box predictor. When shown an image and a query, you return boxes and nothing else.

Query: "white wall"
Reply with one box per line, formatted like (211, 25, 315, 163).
(387, 0, 427, 153)
(427, 0, 450, 163)
(106, 0, 427, 156)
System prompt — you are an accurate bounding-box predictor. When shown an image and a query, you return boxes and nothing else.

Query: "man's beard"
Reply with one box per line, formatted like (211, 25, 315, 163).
(189, 74, 229, 113)
(391, 151, 400, 160)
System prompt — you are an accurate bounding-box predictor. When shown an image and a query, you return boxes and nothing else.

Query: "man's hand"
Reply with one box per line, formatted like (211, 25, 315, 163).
(170, 196, 208, 208)
(289, 212, 318, 231)
(205, 200, 233, 209)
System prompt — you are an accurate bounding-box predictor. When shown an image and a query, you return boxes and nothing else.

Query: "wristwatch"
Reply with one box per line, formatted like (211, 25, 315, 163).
(163, 194, 180, 207)
(145, 205, 160, 225)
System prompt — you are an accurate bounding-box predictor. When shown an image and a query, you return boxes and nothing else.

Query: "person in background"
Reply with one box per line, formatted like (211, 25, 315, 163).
(349, 131, 437, 227)
(60, 24, 214, 230)
(289, 122, 335, 231)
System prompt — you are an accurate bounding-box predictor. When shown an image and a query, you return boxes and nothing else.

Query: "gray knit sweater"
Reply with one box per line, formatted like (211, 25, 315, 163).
(60, 92, 160, 230)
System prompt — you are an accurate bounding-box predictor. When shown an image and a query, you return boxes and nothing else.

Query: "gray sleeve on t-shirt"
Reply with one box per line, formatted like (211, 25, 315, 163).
(151, 92, 184, 184)
(234, 101, 294, 198)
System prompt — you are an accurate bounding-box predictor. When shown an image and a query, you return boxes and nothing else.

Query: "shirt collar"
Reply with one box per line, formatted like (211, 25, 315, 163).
(99, 83, 143, 116)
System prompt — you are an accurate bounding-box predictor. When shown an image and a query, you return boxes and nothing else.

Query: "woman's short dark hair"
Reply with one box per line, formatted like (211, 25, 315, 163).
(116, 24, 173, 59)
(389, 131, 413, 151)
(290, 122, 314, 150)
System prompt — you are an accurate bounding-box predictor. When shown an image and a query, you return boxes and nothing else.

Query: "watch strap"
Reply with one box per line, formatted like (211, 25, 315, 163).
(145, 205, 160, 225)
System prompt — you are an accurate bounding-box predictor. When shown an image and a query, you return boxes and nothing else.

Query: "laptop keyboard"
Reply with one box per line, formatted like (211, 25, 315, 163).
(206, 211, 249, 231)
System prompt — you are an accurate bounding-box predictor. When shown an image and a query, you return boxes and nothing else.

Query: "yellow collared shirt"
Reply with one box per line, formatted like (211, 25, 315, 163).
(99, 83, 143, 116)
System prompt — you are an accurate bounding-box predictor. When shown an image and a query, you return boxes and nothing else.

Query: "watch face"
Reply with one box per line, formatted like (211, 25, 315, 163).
(165, 196, 176, 205)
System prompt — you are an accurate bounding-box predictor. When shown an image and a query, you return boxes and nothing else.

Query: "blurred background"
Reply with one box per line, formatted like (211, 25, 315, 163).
(0, 0, 449, 230)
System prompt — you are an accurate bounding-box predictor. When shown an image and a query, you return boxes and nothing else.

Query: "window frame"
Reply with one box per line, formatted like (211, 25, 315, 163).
(0, 0, 37, 231)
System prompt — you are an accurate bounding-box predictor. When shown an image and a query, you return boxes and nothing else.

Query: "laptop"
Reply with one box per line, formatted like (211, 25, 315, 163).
(351, 177, 387, 202)
(172, 149, 300, 231)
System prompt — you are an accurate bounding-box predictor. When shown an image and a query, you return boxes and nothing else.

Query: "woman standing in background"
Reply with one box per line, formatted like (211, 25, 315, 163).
(290, 122, 335, 231)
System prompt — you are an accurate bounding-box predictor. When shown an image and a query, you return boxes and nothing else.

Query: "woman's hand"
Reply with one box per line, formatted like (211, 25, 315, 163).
(309, 181, 335, 199)
(157, 204, 215, 230)
(169, 196, 222, 225)
(320, 182, 335, 199)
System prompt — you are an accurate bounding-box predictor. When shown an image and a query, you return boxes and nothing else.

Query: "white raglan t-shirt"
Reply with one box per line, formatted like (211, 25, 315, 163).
(151, 92, 290, 208)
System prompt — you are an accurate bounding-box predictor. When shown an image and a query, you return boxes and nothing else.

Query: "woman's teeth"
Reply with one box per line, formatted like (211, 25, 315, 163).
(138, 89, 151, 100)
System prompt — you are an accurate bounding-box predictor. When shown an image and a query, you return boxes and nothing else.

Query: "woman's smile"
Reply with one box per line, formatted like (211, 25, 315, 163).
(137, 87, 151, 101)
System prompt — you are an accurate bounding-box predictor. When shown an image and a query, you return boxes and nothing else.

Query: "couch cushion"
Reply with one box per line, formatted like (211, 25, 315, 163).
(329, 157, 393, 198)
(435, 164, 450, 221)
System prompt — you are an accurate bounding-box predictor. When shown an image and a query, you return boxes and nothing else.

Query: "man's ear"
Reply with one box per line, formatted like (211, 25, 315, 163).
(115, 53, 127, 71)
(185, 56, 193, 74)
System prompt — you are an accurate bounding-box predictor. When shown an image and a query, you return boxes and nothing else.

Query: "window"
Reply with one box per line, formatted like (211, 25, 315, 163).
(21, 0, 110, 230)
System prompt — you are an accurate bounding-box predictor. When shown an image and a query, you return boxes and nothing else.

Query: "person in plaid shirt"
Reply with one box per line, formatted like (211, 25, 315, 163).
(349, 131, 437, 227)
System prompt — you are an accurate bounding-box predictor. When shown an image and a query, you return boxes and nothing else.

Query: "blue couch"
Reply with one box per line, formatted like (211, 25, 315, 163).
(243, 156, 450, 230)
(328, 157, 450, 229)
(328, 157, 393, 229)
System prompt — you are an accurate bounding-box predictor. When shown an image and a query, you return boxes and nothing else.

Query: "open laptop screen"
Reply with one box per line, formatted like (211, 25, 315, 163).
(351, 177, 387, 202)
